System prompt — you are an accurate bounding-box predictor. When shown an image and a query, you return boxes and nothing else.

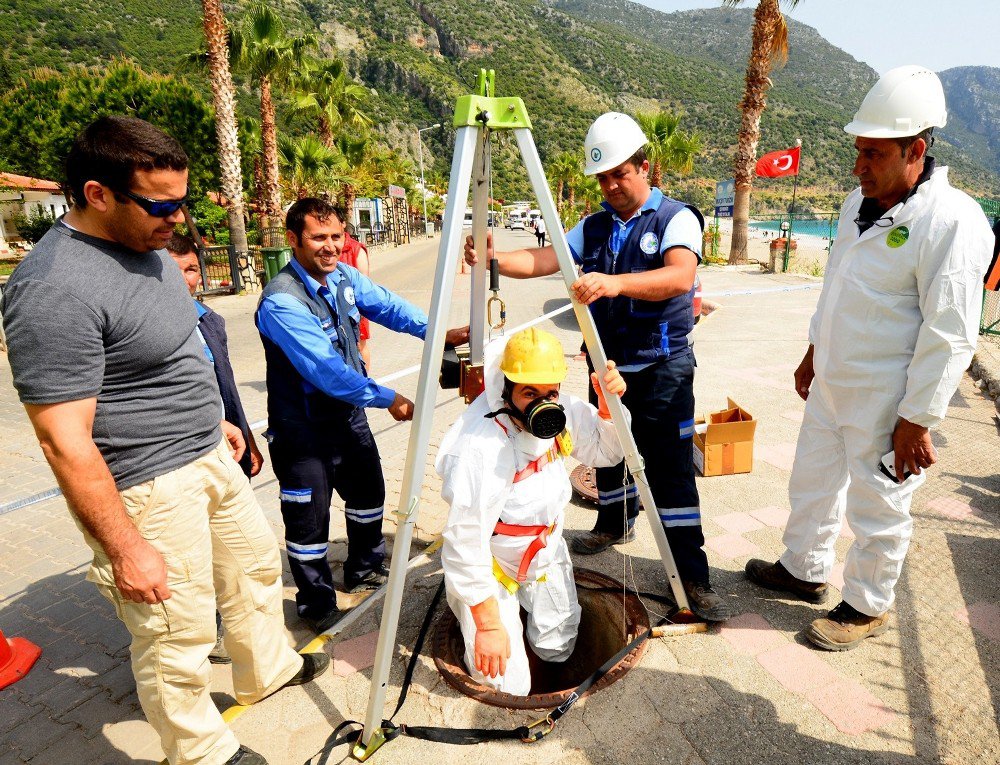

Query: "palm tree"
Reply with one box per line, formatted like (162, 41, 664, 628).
(547, 151, 582, 214)
(635, 111, 702, 189)
(332, 133, 369, 219)
(278, 134, 343, 199)
(292, 58, 373, 148)
(230, 2, 317, 222)
(199, 0, 250, 265)
(723, 0, 802, 265)
(238, 117, 266, 222)
(577, 175, 604, 218)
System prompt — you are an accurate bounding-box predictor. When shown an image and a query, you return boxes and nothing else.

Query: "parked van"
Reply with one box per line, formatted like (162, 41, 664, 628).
(507, 211, 525, 230)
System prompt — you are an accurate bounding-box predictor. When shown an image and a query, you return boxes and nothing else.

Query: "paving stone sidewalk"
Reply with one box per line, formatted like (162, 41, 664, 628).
(1, 234, 997, 764)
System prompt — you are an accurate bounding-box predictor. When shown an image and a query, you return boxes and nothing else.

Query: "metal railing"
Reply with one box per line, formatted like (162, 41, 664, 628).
(196, 245, 241, 296)
(749, 211, 839, 271)
(977, 200, 999, 337)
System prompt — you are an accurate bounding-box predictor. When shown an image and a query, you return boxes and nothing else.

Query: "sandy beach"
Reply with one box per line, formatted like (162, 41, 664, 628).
(711, 217, 832, 274)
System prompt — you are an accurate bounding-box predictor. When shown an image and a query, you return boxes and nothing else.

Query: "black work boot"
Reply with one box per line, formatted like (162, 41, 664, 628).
(304, 609, 344, 635)
(225, 745, 268, 765)
(683, 580, 731, 622)
(281, 652, 331, 689)
(570, 527, 636, 556)
(345, 562, 389, 594)
(745, 559, 829, 604)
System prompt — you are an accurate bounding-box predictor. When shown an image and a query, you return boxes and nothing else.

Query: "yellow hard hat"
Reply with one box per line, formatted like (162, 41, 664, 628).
(499, 328, 568, 384)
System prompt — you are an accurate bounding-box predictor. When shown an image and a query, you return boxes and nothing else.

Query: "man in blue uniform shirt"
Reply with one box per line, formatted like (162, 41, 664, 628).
(257, 197, 467, 633)
(464, 113, 728, 622)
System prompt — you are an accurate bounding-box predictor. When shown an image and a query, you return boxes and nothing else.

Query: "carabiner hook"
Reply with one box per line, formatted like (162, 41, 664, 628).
(487, 294, 506, 333)
(521, 715, 555, 743)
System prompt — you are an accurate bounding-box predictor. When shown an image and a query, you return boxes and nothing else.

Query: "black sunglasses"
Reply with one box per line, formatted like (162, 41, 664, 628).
(854, 213, 895, 229)
(114, 188, 189, 218)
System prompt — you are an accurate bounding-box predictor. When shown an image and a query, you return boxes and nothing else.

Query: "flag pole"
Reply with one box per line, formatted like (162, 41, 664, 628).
(784, 138, 802, 272)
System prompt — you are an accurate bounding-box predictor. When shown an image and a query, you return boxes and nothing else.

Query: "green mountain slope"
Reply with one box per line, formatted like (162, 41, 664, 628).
(1, 0, 996, 206)
(939, 66, 1000, 176)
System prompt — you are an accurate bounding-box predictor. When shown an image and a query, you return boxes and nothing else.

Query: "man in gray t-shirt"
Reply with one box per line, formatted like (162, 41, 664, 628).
(5, 222, 223, 488)
(1, 117, 320, 765)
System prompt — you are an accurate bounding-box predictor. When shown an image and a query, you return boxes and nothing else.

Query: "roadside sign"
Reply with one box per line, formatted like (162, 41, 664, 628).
(715, 179, 734, 218)
(388, 184, 406, 199)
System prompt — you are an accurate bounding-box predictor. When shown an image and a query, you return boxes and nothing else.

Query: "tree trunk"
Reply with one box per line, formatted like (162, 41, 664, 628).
(568, 185, 576, 211)
(343, 183, 356, 226)
(259, 75, 283, 219)
(201, 0, 255, 290)
(728, 0, 782, 265)
(253, 157, 265, 224)
(556, 180, 564, 214)
(319, 114, 334, 149)
(649, 160, 662, 190)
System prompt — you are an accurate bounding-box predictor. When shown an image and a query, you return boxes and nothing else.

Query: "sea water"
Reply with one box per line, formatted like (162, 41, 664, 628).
(750, 219, 839, 239)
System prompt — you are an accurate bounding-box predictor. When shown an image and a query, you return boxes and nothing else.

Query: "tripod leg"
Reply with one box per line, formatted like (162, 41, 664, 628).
(357, 125, 481, 755)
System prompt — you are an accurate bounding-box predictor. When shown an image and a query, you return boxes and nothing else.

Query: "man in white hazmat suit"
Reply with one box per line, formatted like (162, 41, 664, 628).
(437, 328, 628, 694)
(746, 66, 994, 651)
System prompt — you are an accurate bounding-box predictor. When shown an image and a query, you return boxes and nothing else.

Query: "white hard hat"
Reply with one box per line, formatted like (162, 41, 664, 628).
(583, 112, 648, 175)
(844, 65, 947, 138)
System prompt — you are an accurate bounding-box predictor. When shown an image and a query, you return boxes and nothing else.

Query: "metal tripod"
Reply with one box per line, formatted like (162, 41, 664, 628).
(353, 71, 692, 761)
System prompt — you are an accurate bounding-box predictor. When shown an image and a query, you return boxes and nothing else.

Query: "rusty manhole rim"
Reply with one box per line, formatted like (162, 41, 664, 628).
(432, 567, 651, 710)
(570, 463, 599, 504)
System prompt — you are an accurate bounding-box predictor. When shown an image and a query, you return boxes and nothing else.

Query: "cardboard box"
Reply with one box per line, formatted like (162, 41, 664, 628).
(692, 398, 756, 476)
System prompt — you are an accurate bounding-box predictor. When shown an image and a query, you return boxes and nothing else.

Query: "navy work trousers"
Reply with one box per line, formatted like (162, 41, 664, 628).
(588, 349, 709, 583)
(268, 407, 386, 619)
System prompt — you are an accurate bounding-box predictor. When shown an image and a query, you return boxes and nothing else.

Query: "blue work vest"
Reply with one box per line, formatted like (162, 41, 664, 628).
(257, 263, 365, 428)
(580, 198, 703, 366)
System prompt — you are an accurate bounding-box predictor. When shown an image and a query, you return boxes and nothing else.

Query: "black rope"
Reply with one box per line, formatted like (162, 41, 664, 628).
(390, 579, 446, 720)
(303, 720, 364, 764)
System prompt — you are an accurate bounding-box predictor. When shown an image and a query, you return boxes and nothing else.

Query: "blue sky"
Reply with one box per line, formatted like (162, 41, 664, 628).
(637, 1, 1000, 74)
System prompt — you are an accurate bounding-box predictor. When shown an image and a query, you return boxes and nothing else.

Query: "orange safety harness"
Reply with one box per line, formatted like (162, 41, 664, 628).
(491, 420, 571, 588)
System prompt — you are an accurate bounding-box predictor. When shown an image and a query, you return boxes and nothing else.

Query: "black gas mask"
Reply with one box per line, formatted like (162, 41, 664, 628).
(486, 384, 566, 439)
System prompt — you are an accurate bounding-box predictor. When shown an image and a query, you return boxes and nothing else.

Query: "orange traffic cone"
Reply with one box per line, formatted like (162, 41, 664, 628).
(0, 628, 42, 689)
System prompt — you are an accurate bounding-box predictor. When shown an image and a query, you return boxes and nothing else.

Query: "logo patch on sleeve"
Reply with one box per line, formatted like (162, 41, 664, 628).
(639, 232, 659, 254)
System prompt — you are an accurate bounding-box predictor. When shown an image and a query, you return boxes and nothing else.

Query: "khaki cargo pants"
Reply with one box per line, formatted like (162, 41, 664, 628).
(83, 440, 303, 765)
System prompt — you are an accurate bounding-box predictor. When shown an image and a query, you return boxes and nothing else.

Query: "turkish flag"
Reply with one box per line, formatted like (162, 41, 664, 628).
(755, 146, 801, 178)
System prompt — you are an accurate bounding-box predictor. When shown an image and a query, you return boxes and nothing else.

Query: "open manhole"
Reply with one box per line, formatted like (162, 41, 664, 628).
(432, 568, 650, 710)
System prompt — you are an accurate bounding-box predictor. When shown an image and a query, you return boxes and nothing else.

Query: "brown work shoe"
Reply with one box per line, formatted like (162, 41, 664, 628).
(683, 580, 730, 622)
(806, 601, 890, 651)
(208, 631, 231, 665)
(745, 559, 829, 604)
(570, 527, 636, 556)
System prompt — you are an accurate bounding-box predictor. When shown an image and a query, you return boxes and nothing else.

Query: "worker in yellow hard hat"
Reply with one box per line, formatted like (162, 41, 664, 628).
(435, 328, 628, 694)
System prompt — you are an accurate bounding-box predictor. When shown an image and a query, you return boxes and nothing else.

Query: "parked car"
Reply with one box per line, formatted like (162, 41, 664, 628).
(508, 213, 525, 231)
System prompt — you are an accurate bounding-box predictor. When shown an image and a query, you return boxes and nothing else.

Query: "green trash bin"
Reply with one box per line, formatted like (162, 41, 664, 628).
(261, 246, 292, 284)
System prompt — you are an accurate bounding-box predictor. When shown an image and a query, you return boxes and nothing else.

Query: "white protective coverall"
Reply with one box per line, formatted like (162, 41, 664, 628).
(782, 166, 993, 616)
(437, 343, 628, 695)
